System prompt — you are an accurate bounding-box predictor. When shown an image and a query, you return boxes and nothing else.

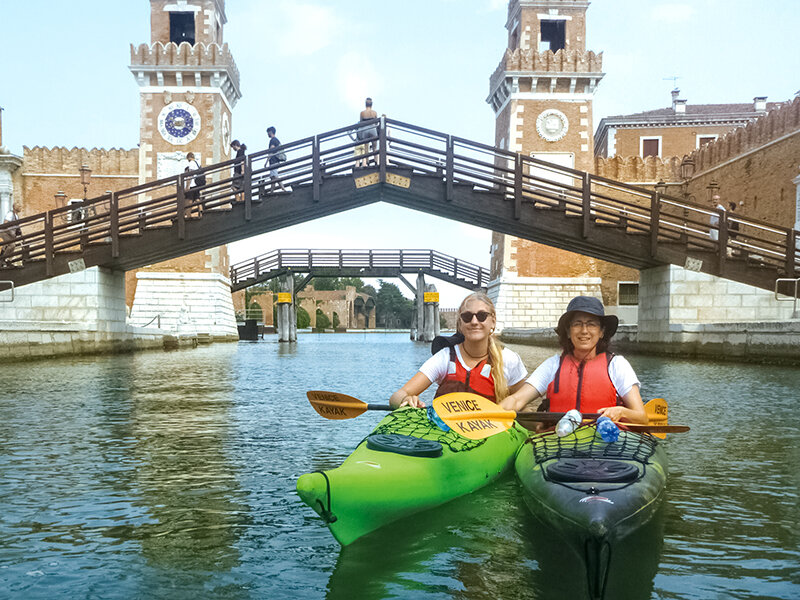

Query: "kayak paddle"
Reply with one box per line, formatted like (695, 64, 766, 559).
(432, 393, 688, 441)
(307, 390, 391, 420)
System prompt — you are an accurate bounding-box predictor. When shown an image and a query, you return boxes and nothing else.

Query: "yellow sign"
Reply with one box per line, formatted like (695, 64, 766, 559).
(354, 172, 380, 188)
(386, 173, 410, 188)
(424, 292, 439, 303)
(277, 293, 293, 304)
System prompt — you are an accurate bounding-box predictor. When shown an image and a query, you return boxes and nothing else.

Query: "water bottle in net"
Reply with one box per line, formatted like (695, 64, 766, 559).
(556, 409, 582, 437)
(596, 415, 620, 443)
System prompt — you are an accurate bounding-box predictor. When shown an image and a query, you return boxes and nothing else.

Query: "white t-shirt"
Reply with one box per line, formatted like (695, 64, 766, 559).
(419, 346, 527, 388)
(526, 353, 640, 399)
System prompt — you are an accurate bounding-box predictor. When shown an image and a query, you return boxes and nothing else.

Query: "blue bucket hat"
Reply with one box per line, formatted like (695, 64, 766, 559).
(555, 296, 618, 339)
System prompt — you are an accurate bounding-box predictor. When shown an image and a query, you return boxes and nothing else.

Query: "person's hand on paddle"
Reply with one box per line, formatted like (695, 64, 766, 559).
(397, 395, 425, 409)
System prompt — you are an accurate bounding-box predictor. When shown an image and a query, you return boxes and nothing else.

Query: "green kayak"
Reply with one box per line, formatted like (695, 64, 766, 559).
(515, 424, 667, 599)
(297, 407, 527, 545)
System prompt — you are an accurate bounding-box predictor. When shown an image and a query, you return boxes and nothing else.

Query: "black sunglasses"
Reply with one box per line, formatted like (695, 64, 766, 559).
(460, 310, 491, 323)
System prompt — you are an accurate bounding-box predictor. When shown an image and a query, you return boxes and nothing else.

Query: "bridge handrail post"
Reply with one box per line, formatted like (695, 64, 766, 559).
(514, 153, 523, 220)
(254, 258, 260, 279)
(278, 249, 283, 269)
(718, 208, 728, 275)
(379, 116, 387, 181)
(369, 249, 373, 269)
(312, 135, 321, 202)
(244, 155, 253, 220)
(176, 173, 186, 240)
(338, 249, 343, 269)
(109, 191, 119, 258)
(786, 229, 797, 277)
(445, 136, 454, 202)
(44, 212, 54, 277)
(454, 257, 459, 279)
(429, 249, 434, 271)
(582, 172, 591, 239)
(650, 191, 661, 258)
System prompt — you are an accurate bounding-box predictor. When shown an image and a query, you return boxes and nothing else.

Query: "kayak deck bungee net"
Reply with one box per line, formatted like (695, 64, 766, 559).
(297, 407, 526, 545)
(515, 424, 667, 600)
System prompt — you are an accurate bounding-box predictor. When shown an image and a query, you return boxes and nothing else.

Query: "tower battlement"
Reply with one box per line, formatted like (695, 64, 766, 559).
(23, 146, 138, 175)
(130, 41, 240, 106)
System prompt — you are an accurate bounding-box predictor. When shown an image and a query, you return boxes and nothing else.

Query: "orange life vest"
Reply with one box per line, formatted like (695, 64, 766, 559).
(434, 346, 496, 401)
(546, 352, 620, 413)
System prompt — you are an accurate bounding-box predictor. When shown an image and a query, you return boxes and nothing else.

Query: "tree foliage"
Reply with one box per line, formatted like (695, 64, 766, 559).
(316, 309, 331, 329)
(297, 306, 310, 329)
(375, 280, 413, 328)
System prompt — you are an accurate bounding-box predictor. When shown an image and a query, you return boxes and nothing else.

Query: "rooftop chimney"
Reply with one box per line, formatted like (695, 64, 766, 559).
(674, 99, 687, 114)
(754, 96, 768, 112)
(671, 88, 680, 108)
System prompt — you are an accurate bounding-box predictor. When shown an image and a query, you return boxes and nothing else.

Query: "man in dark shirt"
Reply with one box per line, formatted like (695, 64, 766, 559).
(266, 126, 287, 192)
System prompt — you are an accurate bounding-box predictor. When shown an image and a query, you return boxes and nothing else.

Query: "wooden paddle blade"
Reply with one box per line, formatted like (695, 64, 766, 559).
(432, 392, 516, 440)
(307, 390, 368, 420)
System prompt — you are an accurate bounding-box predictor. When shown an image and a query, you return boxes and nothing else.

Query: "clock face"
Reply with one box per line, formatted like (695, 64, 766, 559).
(536, 109, 569, 142)
(157, 102, 201, 145)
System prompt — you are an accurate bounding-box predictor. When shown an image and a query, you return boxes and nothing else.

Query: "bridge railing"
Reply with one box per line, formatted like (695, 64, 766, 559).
(228, 248, 492, 290)
(2, 117, 797, 286)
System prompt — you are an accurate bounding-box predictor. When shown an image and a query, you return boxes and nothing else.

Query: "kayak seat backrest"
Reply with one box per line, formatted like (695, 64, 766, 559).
(546, 458, 639, 483)
(367, 433, 443, 458)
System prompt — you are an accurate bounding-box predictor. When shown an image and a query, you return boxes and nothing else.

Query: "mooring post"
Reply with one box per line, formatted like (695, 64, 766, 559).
(423, 284, 439, 343)
(277, 273, 296, 342)
(415, 272, 426, 341)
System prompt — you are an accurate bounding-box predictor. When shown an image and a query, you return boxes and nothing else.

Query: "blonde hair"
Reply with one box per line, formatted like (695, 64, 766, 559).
(457, 292, 508, 402)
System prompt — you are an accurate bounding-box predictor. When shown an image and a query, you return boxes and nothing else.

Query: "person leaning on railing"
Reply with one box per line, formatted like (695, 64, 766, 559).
(0, 202, 22, 268)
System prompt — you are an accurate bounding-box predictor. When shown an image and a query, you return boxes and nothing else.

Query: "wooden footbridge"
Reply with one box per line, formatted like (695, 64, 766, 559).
(229, 249, 490, 292)
(1, 117, 797, 293)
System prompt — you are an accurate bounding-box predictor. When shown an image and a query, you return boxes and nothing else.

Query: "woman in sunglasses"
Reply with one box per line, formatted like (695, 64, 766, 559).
(389, 293, 528, 408)
(501, 296, 647, 424)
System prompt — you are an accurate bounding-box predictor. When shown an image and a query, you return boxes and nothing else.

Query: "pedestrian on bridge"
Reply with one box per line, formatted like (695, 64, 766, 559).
(266, 127, 287, 193)
(0, 202, 22, 268)
(358, 97, 378, 166)
(708, 194, 726, 243)
(231, 140, 247, 202)
(389, 292, 527, 409)
(184, 152, 204, 218)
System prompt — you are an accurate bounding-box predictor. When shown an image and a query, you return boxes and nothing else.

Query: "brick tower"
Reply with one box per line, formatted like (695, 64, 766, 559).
(486, 0, 636, 329)
(127, 0, 241, 338)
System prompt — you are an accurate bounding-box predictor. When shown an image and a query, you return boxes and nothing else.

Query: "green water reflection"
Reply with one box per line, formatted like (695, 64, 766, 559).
(0, 335, 798, 599)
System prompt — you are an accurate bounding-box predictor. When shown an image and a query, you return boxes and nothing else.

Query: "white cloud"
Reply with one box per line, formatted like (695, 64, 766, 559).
(240, 1, 343, 58)
(336, 52, 382, 111)
(650, 3, 697, 24)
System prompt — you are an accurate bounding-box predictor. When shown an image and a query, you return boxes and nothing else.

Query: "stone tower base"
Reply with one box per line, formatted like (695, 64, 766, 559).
(128, 272, 238, 340)
(0, 267, 168, 359)
(488, 276, 603, 332)
(638, 265, 799, 342)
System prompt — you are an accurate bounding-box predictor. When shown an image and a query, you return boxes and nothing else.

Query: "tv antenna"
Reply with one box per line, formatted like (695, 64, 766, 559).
(663, 76, 681, 89)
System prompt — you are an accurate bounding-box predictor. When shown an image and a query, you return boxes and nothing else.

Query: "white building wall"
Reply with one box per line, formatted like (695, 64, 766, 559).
(489, 276, 603, 332)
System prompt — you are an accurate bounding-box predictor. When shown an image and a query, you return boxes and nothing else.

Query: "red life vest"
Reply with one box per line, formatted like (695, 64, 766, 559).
(434, 346, 496, 401)
(546, 352, 620, 413)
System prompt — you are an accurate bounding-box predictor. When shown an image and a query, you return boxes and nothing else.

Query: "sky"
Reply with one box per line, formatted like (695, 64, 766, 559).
(1, 0, 798, 307)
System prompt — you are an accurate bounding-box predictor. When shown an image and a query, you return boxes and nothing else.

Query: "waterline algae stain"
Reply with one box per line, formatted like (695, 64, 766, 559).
(0, 334, 798, 599)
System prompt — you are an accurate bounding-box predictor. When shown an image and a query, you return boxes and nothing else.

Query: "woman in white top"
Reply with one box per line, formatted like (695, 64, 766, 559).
(389, 292, 527, 408)
(501, 296, 647, 424)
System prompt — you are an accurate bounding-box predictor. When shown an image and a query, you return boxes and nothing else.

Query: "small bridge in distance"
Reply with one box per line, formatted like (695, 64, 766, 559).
(229, 249, 490, 294)
(231, 249, 488, 341)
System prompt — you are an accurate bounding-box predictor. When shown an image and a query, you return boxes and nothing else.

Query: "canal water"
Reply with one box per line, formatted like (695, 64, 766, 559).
(0, 333, 798, 599)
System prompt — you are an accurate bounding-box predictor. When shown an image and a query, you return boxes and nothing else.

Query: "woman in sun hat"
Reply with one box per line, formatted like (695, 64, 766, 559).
(501, 295, 647, 424)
